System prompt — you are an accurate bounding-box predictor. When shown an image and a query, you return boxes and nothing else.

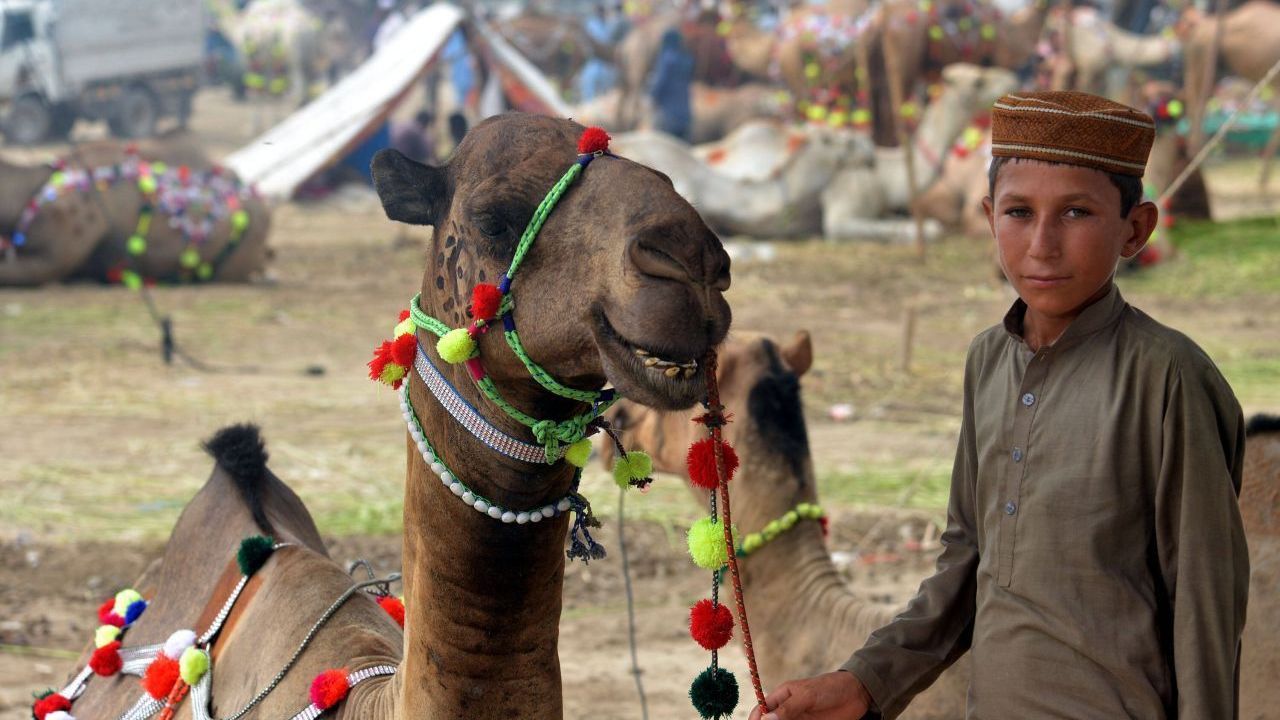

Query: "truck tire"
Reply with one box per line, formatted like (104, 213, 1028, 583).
(49, 105, 77, 140)
(2, 94, 52, 145)
(108, 86, 159, 139)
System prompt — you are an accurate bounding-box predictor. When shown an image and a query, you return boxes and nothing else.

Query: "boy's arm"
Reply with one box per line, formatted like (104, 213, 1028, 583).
(1156, 360, 1249, 718)
(840, 358, 981, 719)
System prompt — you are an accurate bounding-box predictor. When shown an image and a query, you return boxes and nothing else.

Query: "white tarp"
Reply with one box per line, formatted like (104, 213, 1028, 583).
(471, 18, 573, 118)
(223, 2, 464, 199)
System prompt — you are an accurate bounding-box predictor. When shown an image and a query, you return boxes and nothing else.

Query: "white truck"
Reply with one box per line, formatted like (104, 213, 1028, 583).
(0, 0, 204, 144)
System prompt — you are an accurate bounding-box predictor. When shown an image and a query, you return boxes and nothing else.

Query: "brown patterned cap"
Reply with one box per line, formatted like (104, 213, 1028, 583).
(990, 91, 1155, 177)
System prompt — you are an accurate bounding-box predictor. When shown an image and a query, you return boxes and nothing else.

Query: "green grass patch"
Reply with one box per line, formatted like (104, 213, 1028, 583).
(818, 461, 952, 513)
(1125, 216, 1280, 298)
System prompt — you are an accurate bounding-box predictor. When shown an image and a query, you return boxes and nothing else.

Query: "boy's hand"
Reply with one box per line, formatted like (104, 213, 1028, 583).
(747, 670, 872, 720)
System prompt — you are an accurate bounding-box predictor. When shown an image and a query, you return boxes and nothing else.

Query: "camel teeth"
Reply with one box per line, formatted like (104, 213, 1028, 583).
(644, 357, 660, 368)
(683, 367, 696, 379)
(634, 348, 650, 356)
(664, 366, 681, 378)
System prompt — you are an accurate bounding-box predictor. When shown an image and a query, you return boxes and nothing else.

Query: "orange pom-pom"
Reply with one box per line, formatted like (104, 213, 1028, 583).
(310, 669, 350, 710)
(687, 438, 739, 489)
(143, 654, 181, 699)
(32, 693, 71, 720)
(470, 283, 502, 320)
(390, 332, 417, 367)
(689, 599, 734, 650)
(91, 640, 123, 676)
(377, 595, 405, 628)
(578, 126, 610, 154)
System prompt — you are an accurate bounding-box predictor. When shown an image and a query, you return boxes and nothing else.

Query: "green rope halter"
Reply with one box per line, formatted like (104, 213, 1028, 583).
(408, 128, 620, 463)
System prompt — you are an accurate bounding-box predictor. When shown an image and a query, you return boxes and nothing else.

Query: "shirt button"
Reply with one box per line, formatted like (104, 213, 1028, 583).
(1004, 501, 1017, 515)
(1021, 392, 1036, 407)
(1012, 447, 1023, 462)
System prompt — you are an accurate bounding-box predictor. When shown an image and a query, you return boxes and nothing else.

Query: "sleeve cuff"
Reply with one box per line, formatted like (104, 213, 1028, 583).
(841, 656, 894, 719)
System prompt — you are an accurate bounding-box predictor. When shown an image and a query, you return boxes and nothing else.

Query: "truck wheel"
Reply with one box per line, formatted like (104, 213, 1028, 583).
(108, 86, 158, 139)
(49, 105, 77, 139)
(2, 95, 52, 145)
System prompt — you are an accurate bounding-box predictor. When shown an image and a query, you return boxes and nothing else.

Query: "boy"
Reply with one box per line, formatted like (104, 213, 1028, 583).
(750, 91, 1249, 719)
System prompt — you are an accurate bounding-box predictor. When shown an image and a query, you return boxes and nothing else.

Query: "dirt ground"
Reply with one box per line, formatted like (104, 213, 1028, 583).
(2, 88, 1278, 718)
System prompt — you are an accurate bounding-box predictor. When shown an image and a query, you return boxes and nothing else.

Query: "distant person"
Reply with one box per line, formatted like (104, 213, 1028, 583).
(648, 29, 695, 140)
(441, 27, 477, 114)
(579, 4, 620, 102)
(390, 110, 435, 163)
(372, 0, 409, 52)
(448, 111, 468, 151)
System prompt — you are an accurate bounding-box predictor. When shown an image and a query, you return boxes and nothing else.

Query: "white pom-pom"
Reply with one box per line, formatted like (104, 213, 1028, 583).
(529, 510, 543, 523)
(462, 491, 475, 504)
(163, 629, 197, 659)
(45, 712, 75, 720)
(516, 512, 530, 524)
(450, 482, 464, 496)
(474, 500, 489, 513)
(542, 505, 555, 518)
(430, 462, 445, 475)
(440, 472, 454, 484)
(501, 512, 516, 523)
(488, 506, 502, 519)
(557, 498, 572, 512)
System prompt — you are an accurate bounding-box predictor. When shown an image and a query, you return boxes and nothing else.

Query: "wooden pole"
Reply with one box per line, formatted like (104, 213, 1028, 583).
(900, 304, 918, 374)
(882, 11, 927, 260)
(1191, 0, 1229, 153)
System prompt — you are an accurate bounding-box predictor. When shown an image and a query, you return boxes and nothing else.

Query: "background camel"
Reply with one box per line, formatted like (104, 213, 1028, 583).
(0, 142, 271, 287)
(572, 82, 787, 143)
(54, 113, 731, 719)
(1046, 6, 1179, 97)
(228, 0, 341, 128)
(495, 12, 604, 89)
(604, 332, 970, 719)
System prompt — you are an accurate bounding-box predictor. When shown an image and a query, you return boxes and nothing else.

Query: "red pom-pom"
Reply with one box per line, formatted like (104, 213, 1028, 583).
(310, 669, 350, 710)
(368, 340, 394, 381)
(32, 693, 71, 720)
(97, 597, 125, 627)
(91, 640, 123, 676)
(398, 309, 410, 322)
(689, 599, 734, 650)
(578, 126, 610, 155)
(390, 332, 417, 367)
(686, 438, 739, 489)
(470, 283, 502, 320)
(142, 655, 180, 700)
(377, 595, 405, 628)
(819, 515, 830, 538)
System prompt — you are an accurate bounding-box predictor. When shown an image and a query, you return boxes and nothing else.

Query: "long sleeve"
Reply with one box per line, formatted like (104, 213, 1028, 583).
(842, 354, 980, 719)
(1155, 358, 1249, 718)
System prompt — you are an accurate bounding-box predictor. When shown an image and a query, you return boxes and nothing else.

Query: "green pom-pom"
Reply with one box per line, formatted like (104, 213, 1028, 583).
(393, 317, 415, 338)
(742, 533, 763, 554)
(180, 247, 201, 268)
(151, 162, 168, 176)
(113, 588, 143, 616)
(231, 209, 250, 233)
(121, 270, 142, 290)
(138, 175, 157, 195)
(564, 438, 593, 468)
(127, 235, 147, 255)
(237, 535, 275, 576)
(196, 263, 214, 280)
(612, 451, 652, 489)
(95, 624, 121, 648)
(690, 666, 739, 719)
(179, 647, 209, 685)
(437, 328, 476, 364)
(688, 517, 733, 570)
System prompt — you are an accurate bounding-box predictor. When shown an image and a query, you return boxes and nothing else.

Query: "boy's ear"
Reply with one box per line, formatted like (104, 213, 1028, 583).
(982, 195, 996, 237)
(371, 149, 448, 226)
(1120, 200, 1160, 258)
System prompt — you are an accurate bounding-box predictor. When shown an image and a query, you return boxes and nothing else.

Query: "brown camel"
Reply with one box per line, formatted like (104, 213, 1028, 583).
(495, 12, 607, 88)
(53, 113, 731, 719)
(1241, 414, 1280, 720)
(0, 142, 271, 287)
(1177, 0, 1280, 184)
(604, 332, 970, 719)
(1045, 7, 1179, 97)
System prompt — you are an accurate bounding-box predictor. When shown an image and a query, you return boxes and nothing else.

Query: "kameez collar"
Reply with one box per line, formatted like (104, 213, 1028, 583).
(1002, 282, 1128, 352)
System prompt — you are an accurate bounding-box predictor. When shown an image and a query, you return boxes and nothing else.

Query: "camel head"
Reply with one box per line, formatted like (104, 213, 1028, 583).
(604, 331, 816, 525)
(372, 113, 732, 411)
(938, 63, 1018, 113)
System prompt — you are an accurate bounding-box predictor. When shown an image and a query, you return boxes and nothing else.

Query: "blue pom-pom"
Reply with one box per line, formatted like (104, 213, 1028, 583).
(124, 600, 147, 624)
(13, 232, 25, 247)
(237, 535, 276, 576)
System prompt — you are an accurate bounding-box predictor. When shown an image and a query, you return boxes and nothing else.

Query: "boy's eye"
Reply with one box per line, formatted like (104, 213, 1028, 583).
(1004, 207, 1032, 218)
(1064, 207, 1091, 218)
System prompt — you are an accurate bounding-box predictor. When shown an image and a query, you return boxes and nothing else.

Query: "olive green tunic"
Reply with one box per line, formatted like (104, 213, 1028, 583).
(844, 284, 1249, 719)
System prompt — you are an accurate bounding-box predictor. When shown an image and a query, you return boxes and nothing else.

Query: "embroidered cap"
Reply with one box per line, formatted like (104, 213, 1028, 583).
(990, 91, 1155, 177)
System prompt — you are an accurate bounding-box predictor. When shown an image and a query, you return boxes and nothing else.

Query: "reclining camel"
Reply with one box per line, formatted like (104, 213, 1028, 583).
(0, 141, 271, 287)
(40, 113, 731, 719)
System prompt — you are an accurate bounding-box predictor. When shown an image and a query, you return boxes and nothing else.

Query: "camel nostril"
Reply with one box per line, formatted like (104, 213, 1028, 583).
(628, 232, 732, 290)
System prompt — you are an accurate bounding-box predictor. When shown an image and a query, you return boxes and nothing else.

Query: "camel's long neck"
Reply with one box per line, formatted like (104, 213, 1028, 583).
(1109, 25, 1176, 65)
(913, 90, 974, 182)
(395, 340, 578, 719)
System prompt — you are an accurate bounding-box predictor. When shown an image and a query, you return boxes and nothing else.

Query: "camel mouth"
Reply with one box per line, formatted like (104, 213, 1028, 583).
(593, 307, 706, 410)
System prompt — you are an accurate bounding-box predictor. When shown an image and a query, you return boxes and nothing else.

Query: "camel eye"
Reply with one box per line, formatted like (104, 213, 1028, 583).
(475, 213, 509, 238)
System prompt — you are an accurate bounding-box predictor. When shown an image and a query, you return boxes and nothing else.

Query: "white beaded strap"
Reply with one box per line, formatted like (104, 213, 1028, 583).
(117, 694, 163, 720)
(285, 665, 398, 720)
(400, 383, 573, 524)
(189, 663, 214, 720)
(60, 666, 94, 701)
(119, 644, 163, 676)
(198, 541, 293, 647)
(413, 345, 565, 464)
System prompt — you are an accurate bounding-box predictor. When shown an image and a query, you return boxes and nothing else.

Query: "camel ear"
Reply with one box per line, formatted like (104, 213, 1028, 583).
(371, 149, 448, 226)
(780, 330, 813, 377)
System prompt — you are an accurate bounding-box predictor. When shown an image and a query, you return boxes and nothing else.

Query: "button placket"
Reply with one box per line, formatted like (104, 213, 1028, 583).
(997, 349, 1051, 587)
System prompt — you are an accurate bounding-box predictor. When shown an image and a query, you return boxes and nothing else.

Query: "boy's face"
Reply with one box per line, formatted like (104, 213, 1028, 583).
(984, 161, 1156, 323)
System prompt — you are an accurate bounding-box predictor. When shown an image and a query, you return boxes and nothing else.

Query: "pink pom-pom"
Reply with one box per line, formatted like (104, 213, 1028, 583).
(689, 599, 734, 650)
(142, 655, 180, 699)
(377, 595, 405, 628)
(470, 283, 502, 320)
(90, 641, 123, 676)
(578, 127, 610, 155)
(32, 693, 71, 720)
(310, 669, 350, 710)
(686, 438, 739, 489)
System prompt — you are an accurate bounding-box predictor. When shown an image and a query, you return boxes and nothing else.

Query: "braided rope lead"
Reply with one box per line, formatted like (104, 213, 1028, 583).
(705, 351, 767, 714)
(507, 162, 582, 279)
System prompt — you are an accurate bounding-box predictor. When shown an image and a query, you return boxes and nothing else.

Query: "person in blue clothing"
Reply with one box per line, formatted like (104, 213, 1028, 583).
(579, 4, 620, 102)
(648, 28, 695, 141)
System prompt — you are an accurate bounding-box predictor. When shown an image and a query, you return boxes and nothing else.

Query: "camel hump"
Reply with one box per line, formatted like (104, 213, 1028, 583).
(202, 423, 275, 536)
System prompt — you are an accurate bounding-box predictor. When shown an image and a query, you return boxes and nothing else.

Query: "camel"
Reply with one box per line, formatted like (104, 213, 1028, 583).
(47, 113, 731, 719)
(603, 332, 970, 718)
(1177, 0, 1280, 185)
(610, 63, 1014, 241)
(571, 82, 788, 143)
(228, 0, 340, 128)
(1045, 6, 1180, 97)
(495, 12, 607, 89)
(1241, 414, 1280, 720)
(0, 142, 271, 287)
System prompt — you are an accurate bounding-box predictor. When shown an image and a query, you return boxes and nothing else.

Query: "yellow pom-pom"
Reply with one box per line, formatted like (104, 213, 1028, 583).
(394, 318, 415, 338)
(95, 625, 121, 648)
(565, 438, 593, 468)
(437, 328, 476, 364)
(379, 363, 406, 386)
(612, 451, 653, 489)
(138, 175, 157, 195)
(742, 533, 763, 554)
(114, 589, 143, 617)
(688, 517, 734, 570)
(179, 647, 210, 686)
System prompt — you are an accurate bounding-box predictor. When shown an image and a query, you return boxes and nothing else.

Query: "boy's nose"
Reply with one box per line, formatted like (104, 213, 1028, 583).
(1026, 218, 1063, 260)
